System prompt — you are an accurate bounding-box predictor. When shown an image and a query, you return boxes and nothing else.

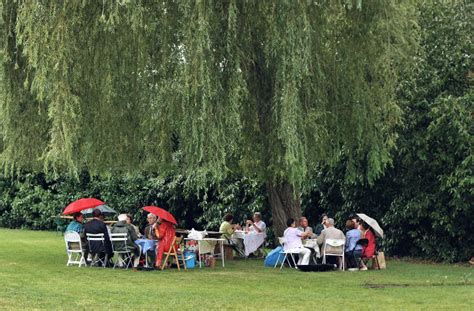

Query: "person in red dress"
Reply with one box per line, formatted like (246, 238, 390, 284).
(360, 221, 376, 270)
(154, 218, 176, 268)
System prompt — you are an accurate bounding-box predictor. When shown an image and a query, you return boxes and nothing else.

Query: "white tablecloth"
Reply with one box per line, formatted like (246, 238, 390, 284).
(303, 239, 320, 258)
(232, 231, 266, 256)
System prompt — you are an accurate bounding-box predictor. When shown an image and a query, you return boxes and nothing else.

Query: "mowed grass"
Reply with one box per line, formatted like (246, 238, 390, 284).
(0, 229, 472, 310)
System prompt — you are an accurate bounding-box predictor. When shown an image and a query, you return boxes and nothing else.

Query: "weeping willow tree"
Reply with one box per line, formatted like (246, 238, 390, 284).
(1, 0, 416, 235)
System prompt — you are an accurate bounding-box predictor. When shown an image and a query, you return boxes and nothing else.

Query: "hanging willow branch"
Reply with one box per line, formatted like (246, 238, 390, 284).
(1, 0, 417, 186)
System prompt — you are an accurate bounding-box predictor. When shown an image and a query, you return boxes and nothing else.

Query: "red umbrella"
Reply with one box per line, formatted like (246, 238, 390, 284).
(143, 206, 177, 225)
(63, 198, 105, 215)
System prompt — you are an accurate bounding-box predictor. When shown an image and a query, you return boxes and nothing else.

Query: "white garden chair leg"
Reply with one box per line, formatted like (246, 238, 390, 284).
(274, 253, 282, 269)
(280, 253, 288, 270)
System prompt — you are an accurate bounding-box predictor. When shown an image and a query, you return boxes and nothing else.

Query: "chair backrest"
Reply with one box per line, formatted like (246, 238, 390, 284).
(356, 238, 369, 247)
(64, 231, 82, 251)
(323, 238, 345, 256)
(86, 233, 106, 253)
(325, 238, 345, 247)
(86, 233, 105, 241)
(278, 237, 286, 246)
(109, 233, 128, 252)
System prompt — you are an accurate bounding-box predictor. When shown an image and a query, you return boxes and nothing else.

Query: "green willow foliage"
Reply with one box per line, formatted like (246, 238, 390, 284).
(302, 0, 473, 262)
(1, 0, 416, 189)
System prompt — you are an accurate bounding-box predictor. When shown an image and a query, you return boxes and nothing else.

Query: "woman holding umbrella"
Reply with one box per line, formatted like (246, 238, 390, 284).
(154, 217, 176, 268)
(360, 221, 376, 270)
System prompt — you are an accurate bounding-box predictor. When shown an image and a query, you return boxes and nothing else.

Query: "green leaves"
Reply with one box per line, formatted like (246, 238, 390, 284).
(1, 1, 417, 189)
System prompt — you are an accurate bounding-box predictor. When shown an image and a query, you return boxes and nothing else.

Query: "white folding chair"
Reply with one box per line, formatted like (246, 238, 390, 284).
(322, 238, 345, 270)
(274, 237, 299, 270)
(110, 233, 134, 269)
(86, 233, 108, 268)
(64, 231, 86, 267)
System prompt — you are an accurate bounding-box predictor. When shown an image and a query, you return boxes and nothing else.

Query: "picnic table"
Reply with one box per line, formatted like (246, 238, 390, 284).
(232, 230, 266, 257)
(303, 238, 321, 259)
(135, 238, 157, 267)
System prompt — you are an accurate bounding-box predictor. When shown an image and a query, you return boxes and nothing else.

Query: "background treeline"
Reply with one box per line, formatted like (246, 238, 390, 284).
(0, 2, 472, 262)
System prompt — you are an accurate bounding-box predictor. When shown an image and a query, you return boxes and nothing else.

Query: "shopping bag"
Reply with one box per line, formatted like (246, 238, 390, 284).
(376, 251, 386, 269)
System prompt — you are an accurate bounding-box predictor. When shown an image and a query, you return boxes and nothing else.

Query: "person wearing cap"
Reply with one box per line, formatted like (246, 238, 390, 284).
(111, 214, 141, 268)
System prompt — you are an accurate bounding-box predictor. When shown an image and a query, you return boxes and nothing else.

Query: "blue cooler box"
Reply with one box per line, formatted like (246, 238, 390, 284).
(183, 251, 196, 269)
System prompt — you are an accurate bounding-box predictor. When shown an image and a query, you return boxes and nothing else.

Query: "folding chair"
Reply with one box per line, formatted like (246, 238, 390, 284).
(86, 233, 108, 268)
(349, 238, 368, 269)
(64, 231, 86, 267)
(110, 233, 133, 269)
(322, 238, 345, 271)
(161, 236, 187, 271)
(274, 237, 299, 270)
(224, 236, 246, 257)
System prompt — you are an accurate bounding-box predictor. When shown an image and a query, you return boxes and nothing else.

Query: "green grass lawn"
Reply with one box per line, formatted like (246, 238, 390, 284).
(0, 229, 472, 310)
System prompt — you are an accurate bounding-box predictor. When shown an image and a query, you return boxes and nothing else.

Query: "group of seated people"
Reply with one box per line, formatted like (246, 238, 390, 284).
(65, 209, 176, 269)
(283, 213, 377, 270)
(219, 212, 267, 239)
(219, 212, 267, 256)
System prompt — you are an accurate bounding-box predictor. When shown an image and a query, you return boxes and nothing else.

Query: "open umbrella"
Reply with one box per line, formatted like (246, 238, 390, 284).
(357, 213, 384, 238)
(81, 205, 117, 217)
(143, 206, 177, 225)
(63, 198, 105, 215)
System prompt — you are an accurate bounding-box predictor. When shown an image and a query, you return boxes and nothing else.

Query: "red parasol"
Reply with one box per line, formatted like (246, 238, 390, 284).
(143, 206, 177, 225)
(63, 198, 105, 215)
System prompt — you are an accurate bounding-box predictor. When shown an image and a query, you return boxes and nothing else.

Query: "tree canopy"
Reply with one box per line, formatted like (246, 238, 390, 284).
(1, 0, 416, 182)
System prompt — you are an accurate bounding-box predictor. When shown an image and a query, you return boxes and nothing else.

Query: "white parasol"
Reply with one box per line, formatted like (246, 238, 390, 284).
(357, 213, 384, 238)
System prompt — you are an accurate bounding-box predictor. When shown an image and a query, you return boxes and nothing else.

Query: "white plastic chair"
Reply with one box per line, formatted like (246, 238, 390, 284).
(64, 231, 86, 267)
(86, 233, 108, 268)
(110, 233, 133, 269)
(274, 237, 299, 270)
(322, 238, 345, 270)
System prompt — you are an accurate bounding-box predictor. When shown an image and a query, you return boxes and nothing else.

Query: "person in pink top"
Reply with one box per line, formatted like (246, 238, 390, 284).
(283, 218, 312, 265)
(360, 221, 376, 270)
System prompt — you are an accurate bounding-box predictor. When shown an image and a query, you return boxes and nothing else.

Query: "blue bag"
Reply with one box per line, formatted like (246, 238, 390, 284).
(264, 246, 284, 267)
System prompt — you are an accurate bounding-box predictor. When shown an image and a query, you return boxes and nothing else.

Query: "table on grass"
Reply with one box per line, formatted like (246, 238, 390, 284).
(232, 231, 266, 257)
(185, 237, 225, 268)
(303, 238, 321, 262)
(135, 239, 157, 267)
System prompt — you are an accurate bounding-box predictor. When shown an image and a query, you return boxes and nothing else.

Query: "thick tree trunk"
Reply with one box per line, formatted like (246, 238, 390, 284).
(267, 181, 302, 237)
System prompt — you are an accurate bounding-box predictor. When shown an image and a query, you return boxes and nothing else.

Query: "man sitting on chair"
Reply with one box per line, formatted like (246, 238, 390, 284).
(283, 218, 312, 265)
(84, 209, 113, 266)
(111, 214, 141, 268)
(297, 217, 316, 239)
(317, 218, 345, 266)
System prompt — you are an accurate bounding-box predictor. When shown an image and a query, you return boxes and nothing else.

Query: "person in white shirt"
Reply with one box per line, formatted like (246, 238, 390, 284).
(245, 212, 266, 236)
(283, 218, 312, 265)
